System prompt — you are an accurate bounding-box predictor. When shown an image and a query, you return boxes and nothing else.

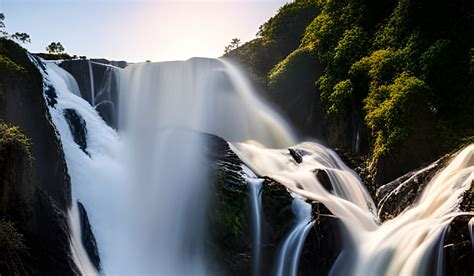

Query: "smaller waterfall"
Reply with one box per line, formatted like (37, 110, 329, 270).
(242, 165, 264, 276)
(469, 218, 474, 249)
(232, 141, 474, 275)
(88, 61, 95, 106)
(274, 195, 313, 276)
(67, 203, 99, 276)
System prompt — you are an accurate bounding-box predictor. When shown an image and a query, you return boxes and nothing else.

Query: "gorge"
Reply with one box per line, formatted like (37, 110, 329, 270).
(16, 54, 473, 275)
(0, 0, 473, 275)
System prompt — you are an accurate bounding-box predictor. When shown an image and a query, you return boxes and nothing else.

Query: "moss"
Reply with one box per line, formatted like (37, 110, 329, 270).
(212, 169, 247, 237)
(268, 46, 317, 90)
(0, 122, 32, 160)
(0, 219, 28, 275)
(364, 72, 431, 157)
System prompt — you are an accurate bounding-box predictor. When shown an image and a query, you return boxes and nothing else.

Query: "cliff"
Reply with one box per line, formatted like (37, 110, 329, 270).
(0, 37, 76, 275)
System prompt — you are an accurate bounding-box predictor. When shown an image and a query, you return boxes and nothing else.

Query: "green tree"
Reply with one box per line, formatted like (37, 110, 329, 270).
(0, 13, 7, 36)
(11, 32, 30, 44)
(46, 42, 65, 54)
(224, 38, 241, 55)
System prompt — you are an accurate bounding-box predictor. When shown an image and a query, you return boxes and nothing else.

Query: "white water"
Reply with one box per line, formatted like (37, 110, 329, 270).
(274, 195, 313, 276)
(233, 142, 474, 275)
(469, 217, 474, 249)
(31, 54, 473, 275)
(33, 56, 300, 275)
(88, 61, 96, 106)
(242, 165, 264, 276)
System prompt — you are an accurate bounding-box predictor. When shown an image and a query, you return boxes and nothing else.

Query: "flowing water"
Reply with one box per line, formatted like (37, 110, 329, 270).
(31, 54, 473, 275)
(232, 142, 474, 275)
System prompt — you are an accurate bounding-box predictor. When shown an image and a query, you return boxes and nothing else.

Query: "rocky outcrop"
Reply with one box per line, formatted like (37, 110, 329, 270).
(0, 38, 78, 275)
(77, 202, 101, 271)
(63, 108, 88, 155)
(376, 148, 473, 276)
(376, 154, 451, 220)
(206, 135, 340, 275)
(60, 59, 123, 128)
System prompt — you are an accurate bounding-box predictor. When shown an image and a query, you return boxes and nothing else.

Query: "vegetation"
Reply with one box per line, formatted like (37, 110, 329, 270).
(0, 123, 31, 157)
(45, 42, 65, 54)
(0, 220, 28, 275)
(223, 38, 241, 55)
(226, 0, 474, 181)
(0, 13, 31, 45)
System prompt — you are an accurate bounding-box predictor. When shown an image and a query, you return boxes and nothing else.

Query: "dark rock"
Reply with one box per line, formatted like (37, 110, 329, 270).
(63, 109, 89, 155)
(300, 202, 341, 275)
(288, 148, 302, 164)
(376, 154, 451, 221)
(77, 202, 101, 272)
(375, 147, 473, 276)
(60, 60, 121, 128)
(0, 39, 76, 274)
(260, 177, 294, 275)
(314, 169, 332, 193)
(44, 84, 58, 107)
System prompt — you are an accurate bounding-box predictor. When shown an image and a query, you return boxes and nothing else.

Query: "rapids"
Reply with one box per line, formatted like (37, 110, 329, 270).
(30, 54, 473, 275)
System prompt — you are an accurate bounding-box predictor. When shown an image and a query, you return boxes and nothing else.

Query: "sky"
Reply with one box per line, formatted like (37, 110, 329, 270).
(1, 0, 288, 62)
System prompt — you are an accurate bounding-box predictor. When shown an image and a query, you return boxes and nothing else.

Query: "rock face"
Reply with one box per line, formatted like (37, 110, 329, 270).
(63, 108, 89, 155)
(376, 150, 473, 276)
(77, 202, 101, 271)
(0, 39, 77, 275)
(206, 135, 340, 275)
(60, 59, 122, 128)
(376, 154, 451, 220)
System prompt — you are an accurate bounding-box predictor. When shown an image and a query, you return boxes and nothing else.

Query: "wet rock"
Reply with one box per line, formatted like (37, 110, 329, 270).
(376, 154, 451, 220)
(0, 40, 76, 274)
(289, 148, 303, 164)
(64, 109, 89, 155)
(314, 169, 332, 193)
(300, 202, 341, 275)
(60, 60, 121, 128)
(77, 202, 101, 272)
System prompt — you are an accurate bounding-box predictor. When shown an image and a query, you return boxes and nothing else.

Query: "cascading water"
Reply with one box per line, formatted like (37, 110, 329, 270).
(88, 61, 95, 106)
(274, 195, 313, 276)
(242, 165, 264, 276)
(32, 56, 299, 274)
(31, 53, 472, 275)
(232, 142, 474, 275)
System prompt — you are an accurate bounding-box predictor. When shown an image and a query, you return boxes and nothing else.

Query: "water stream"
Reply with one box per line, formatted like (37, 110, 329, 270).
(30, 55, 473, 275)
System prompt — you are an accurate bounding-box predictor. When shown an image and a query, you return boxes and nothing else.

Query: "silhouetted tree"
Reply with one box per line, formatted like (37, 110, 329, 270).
(11, 32, 31, 44)
(46, 42, 65, 54)
(224, 38, 241, 54)
(0, 13, 7, 36)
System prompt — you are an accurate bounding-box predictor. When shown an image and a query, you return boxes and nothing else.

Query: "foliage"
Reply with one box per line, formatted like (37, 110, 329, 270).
(11, 32, 31, 44)
(0, 219, 28, 275)
(212, 169, 246, 237)
(223, 38, 241, 55)
(228, 0, 473, 169)
(0, 13, 6, 36)
(0, 122, 31, 160)
(46, 42, 65, 54)
(364, 72, 431, 156)
(224, 0, 319, 87)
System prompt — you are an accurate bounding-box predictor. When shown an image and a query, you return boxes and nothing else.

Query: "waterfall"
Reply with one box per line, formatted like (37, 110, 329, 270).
(242, 165, 264, 276)
(232, 142, 474, 275)
(32, 55, 299, 274)
(88, 61, 95, 106)
(30, 53, 472, 275)
(274, 195, 313, 276)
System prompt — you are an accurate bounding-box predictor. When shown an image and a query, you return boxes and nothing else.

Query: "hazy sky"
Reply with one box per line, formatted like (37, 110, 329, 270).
(1, 0, 288, 62)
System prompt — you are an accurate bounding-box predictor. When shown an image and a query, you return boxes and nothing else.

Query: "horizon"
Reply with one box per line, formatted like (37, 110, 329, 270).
(1, 0, 288, 62)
